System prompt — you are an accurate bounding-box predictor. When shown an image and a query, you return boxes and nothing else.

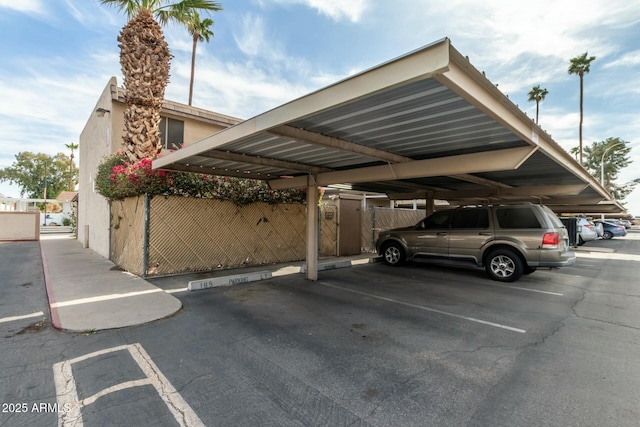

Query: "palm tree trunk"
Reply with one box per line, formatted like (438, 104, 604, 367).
(189, 34, 198, 106)
(118, 9, 171, 162)
(536, 100, 540, 124)
(579, 74, 584, 164)
(68, 153, 74, 191)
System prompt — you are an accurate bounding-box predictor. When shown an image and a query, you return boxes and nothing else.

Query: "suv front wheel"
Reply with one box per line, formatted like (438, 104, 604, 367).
(382, 242, 405, 266)
(485, 249, 524, 282)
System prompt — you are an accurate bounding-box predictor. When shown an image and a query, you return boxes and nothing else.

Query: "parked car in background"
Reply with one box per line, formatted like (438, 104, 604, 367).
(575, 217, 598, 245)
(559, 216, 598, 246)
(594, 220, 627, 239)
(610, 219, 631, 231)
(376, 203, 575, 282)
(594, 221, 604, 238)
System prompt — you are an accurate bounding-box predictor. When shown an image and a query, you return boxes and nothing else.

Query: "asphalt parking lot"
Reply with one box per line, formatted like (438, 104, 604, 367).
(145, 229, 640, 426)
(2, 231, 639, 426)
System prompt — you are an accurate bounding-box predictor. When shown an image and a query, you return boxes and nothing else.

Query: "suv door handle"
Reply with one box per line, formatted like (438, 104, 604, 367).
(478, 232, 492, 236)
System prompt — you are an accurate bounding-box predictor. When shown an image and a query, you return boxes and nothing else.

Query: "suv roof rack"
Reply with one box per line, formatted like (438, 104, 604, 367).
(455, 201, 535, 209)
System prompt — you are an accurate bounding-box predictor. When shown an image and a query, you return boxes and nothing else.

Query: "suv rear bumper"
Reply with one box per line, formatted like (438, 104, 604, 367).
(531, 251, 576, 268)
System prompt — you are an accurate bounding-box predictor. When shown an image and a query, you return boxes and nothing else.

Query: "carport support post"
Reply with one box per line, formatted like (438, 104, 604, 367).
(142, 194, 150, 278)
(306, 183, 319, 281)
(425, 195, 435, 216)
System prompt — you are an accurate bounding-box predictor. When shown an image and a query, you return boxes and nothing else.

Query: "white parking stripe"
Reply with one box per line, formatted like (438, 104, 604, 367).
(318, 282, 526, 333)
(81, 379, 152, 406)
(128, 343, 205, 426)
(488, 284, 564, 296)
(53, 343, 204, 427)
(0, 311, 44, 324)
(51, 289, 163, 308)
(166, 287, 189, 294)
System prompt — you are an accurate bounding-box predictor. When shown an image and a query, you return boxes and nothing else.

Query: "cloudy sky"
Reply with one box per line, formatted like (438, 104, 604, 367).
(1, 0, 639, 214)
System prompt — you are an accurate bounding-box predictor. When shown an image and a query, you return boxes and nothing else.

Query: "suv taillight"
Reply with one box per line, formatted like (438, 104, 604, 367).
(542, 232, 559, 249)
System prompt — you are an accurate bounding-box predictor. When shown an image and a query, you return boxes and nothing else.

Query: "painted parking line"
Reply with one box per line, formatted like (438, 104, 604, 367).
(53, 343, 204, 427)
(166, 287, 189, 294)
(318, 281, 526, 334)
(577, 251, 640, 261)
(0, 311, 45, 324)
(51, 289, 163, 308)
(487, 284, 564, 296)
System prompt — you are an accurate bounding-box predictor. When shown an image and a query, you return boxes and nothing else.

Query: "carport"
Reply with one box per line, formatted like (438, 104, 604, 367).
(153, 38, 622, 281)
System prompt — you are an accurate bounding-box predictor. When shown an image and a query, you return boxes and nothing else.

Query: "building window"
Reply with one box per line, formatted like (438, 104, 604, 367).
(159, 117, 184, 150)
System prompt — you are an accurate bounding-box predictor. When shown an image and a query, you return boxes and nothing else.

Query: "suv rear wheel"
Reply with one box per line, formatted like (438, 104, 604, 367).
(485, 249, 523, 282)
(382, 242, 405, 266)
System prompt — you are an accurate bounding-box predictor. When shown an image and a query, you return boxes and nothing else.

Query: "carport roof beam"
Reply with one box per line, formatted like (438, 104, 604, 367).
(160, 163, 273, 181)
(268, 146, 537, 190)
(386, 185, 590, 200)
(200, 149, 332, 174)
(432, 184, 588, 199)
(268, 125, 412, 163)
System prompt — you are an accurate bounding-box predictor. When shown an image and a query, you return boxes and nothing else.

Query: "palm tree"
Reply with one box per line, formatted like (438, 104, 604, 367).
(527, 85, 548, 125)
(569, 146, 580, 161)
(187, 10, 218, 106)
(568, 52, 596, 165)
(65, 142, 78, 191)
(99, 0, 222, 162)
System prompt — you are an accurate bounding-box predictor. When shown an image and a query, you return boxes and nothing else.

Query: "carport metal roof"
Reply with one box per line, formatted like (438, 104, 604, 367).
(154, 38, 623, 279)
(154, 38, 619, 213)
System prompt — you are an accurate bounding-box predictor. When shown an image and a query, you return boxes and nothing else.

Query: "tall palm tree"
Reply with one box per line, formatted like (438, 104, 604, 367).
(99, 0, 222, 162)
(527, 85, 548, 125)
(569, 146, 580, 161)
(65, 142, 78, 191)
(187, 10, 218, 106)
(568, 52, 596, 165)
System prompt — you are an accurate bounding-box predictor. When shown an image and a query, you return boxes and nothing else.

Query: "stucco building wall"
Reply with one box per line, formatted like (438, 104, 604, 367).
(78, 78, 118, 257)
(78, 77, 242, 258)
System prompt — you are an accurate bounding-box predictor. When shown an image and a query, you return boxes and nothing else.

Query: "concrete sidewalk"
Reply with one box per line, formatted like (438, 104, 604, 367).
(38, 234, 378, 333)
(40, 234, 182, 332)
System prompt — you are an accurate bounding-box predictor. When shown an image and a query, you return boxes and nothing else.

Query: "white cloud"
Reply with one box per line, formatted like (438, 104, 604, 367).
(234, 14, 267, 57)
(383, 0, 638, 66)
(0, 52, 120, 161)
(0, 0, 44, 14)
(61, 0, 88, 24)
(271, 0, 369, 22)
(603, 51, 640, 68)
(232, 13, 287, 62)
(168, 54, 314, 118)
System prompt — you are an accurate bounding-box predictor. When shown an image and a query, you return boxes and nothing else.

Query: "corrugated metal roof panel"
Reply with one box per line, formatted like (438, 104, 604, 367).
(154, 38, 617, 213)
(476, 151, 585, 187)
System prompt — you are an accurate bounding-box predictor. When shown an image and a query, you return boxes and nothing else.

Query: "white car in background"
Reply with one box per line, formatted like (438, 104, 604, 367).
(593, 221, 604, 238)
(576, 217, 598, 246)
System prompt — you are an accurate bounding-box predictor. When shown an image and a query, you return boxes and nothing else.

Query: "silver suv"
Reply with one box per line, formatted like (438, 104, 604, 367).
(376, 204, 575, 282)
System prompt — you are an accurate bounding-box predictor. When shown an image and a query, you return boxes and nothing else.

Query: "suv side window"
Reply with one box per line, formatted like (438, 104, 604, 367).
(420, 210, 453, 230)
(451, 208, 489, 229)
(496, 207, 541, 229)
(540, 205, 564, 228)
